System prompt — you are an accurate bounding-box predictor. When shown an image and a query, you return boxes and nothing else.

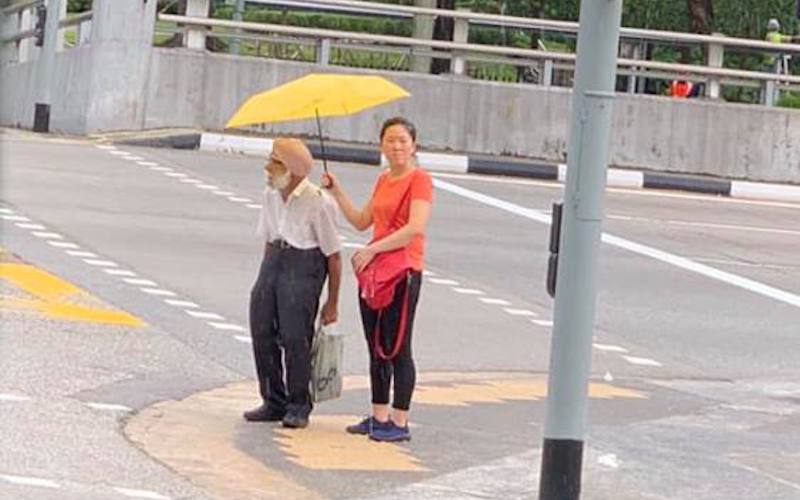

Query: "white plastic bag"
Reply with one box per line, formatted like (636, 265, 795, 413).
(310, 322, 346, 403)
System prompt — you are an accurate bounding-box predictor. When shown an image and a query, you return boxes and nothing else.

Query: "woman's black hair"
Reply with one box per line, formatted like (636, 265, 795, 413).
(380, 117, 417, 142)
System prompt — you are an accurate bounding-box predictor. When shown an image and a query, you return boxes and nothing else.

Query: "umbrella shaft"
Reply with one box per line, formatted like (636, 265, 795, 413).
(315, 108, 329, 174)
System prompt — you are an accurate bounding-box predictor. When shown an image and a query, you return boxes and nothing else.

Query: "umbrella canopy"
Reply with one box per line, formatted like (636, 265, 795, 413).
(225, 73, 410, 129)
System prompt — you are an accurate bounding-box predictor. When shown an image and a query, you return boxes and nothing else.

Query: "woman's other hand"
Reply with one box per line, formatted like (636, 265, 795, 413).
(351, 246, 377, 273)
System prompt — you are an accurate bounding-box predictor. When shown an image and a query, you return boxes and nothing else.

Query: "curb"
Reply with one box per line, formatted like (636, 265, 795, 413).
(123, 131, 800, 203)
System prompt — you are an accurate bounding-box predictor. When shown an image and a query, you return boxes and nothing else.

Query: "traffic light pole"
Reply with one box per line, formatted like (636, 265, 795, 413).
(538, 1, 623, 499)
(33, 0, 62, 133)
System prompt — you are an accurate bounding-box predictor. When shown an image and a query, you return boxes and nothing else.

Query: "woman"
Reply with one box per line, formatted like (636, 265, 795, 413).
(323, 117, 433, 442)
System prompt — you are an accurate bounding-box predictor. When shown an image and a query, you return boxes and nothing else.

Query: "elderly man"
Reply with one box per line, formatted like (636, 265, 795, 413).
(244, 138, 342, 429)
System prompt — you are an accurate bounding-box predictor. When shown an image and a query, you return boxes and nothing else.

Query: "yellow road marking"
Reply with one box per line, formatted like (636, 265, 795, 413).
(413, 378, 646, 407)
(274, 415, 426, 471)
(0, 262, 144, 327)
(127, 374, 648, 494)
(126, 381, 323, 500)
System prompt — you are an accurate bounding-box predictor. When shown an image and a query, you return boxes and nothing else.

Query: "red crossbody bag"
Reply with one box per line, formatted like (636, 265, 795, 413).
(356, 173, 415, 361)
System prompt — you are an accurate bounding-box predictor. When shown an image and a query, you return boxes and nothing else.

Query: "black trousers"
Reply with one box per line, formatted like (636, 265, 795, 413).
(249, 247, 327, 417)
(359, 271, 422, 411)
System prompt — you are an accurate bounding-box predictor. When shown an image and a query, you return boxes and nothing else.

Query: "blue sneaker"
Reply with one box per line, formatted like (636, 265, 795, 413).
(369, 421, 411, 442)
(346, 416, 382, 435)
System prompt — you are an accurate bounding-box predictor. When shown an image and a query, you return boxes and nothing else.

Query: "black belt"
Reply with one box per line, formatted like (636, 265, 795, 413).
(270, 239, 294, 250)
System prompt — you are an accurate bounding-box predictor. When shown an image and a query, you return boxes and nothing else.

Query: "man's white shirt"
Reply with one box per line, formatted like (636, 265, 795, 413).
(256, 178, 341, 257)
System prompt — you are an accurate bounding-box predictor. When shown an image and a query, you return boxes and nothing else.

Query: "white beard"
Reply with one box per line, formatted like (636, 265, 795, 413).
(270, 171, 291, 190)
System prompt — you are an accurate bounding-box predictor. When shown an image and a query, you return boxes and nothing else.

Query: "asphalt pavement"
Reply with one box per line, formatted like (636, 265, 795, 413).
(1, 128, 799, 499)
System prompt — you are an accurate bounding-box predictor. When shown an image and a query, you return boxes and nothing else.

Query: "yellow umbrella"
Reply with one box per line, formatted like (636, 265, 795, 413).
(226, 73, 411, 172)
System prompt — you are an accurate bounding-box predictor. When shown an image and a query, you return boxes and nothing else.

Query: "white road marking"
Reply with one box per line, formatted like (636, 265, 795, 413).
(622, 355, 663, 367)
(186, 311, 225, 320)
(593, 343, 629, 353)
(2, 215, 31, 221)
(95, 144, 117, 150)
(234, 335, 253, 344)
(122, 156, 145, 161)
(180, 179, 202, 184)
(0, 208, 15, 214)
(503, 308, 538, 317)
(48, 241, 79, 249)
(531, 319, 553, 327)
(0, 474, 61, 489)
(104, 269, 137, 277)
(85, 402, 133, 412)
(83, 259, 118, 267)
(228, 197, 252, 203)
(428, 278, 460, 286)
(123, 278, 158, 286)
(164, 299, 199, 308)
(15, 223, 46, 230)
(731, 462, 800, 492)
(213, 191, 235, 196)
(208, 322, 247, 332)
(609, 214, 800, 237)
(196, 184, 219, 190)
(607, 214, 634, 221)
(246, 204, 262, 209)
(452, 287, 485, 295)
(603, 371, 614, 382)
(597, 453, 620, 469)
(150, 167, 172, 172)
(137, 161, 158, 166)
(434, 179, 800, 310)
(478, 297, 511, 306)
(0, 393, 31, 402)
(113, 487, 172, 499)
(422, 270, 437, 276)
(140, 288, 177, 297)
(690, 257, 795, 271)
(164, 172, 188, 178)
(109, 150, 130, 156)
(603, 233, 800, 309)
(66, 250, 98, 258)
(33, 231, 63, 239)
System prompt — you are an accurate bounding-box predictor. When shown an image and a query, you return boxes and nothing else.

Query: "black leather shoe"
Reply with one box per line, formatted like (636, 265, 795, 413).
(282, 413, 309, 429)
(243, 404, 285, 422)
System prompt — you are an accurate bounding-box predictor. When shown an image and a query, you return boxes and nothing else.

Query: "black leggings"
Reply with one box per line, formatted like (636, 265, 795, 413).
(359, 271, 422, 411)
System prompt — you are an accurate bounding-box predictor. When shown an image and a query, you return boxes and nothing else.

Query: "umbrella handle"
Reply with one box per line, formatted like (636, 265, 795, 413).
(315, 108, 329, 174)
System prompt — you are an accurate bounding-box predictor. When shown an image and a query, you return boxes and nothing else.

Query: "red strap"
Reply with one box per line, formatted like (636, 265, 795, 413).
(373, 275, 412, 361)
(374, 171, 416, 241)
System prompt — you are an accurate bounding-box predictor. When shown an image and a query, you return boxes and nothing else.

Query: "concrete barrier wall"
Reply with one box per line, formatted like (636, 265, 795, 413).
(3, 45, 799, 183)
(0, 48, 92, 132)
(145, 49, 800, 184)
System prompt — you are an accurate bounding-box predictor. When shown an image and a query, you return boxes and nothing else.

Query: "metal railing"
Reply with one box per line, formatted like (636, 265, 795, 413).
(0, 2, 92, 53)
(0, 0, 40, 15)
(157, 11, 800, 101)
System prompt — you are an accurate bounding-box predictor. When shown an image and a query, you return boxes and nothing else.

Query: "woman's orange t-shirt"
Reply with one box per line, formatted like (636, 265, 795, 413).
(371, 168, 433, 271)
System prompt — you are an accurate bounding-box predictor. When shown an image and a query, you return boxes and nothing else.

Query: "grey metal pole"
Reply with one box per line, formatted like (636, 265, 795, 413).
(33, 0, 63, 133)
(230, 0, 245, 55)
(538, 1, 622, 499)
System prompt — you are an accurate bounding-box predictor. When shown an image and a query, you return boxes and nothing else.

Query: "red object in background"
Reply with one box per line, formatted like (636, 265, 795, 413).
(670, 80, 694, 98)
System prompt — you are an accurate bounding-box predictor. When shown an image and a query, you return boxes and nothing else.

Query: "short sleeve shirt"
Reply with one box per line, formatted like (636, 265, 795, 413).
(257, 179, 341, 257)
(371, 168, 433, 271)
